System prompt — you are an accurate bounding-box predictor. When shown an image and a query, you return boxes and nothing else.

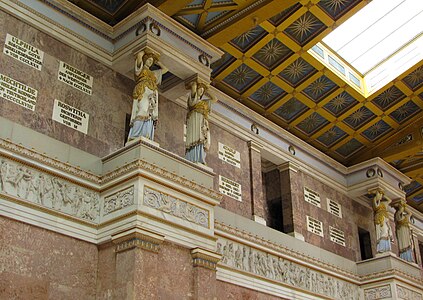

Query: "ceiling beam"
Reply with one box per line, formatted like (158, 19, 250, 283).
(206, 0, 298, 47)
(158, 0, 194, 16)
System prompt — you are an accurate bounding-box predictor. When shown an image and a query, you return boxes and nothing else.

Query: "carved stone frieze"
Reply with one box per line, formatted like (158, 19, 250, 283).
(364, 285, 392, 300)
(143, 187, 209, 228)
(103, 186, 134, 216)
(397, 285, 423, 300)
(217, 237, 360, 299)
(0, 156, 99, 222)
(215, 221, 359, 280)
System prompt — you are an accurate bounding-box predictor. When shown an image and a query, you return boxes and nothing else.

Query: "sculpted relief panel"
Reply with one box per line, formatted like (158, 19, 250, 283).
(143, 186, 209, 228)
(103, 186, 134, 216)
(364, 285, 392, 300)
(397, 285, 423, 300)
(0, 157, 99, 222)
(217, 237, 359, 299)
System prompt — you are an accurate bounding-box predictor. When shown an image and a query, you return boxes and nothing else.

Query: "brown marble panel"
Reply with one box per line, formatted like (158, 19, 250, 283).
(249, 146, 265, 219)
(155, 95, 186, 157)
(0, 12, 133, 157)
(0, 216, 97, 299)
(156, 242, 193, 299)
(208, 124, 252, 219)
(193, 266, 217, 300)
(217, 280, 287, 299)
(295, 171, 375, 261)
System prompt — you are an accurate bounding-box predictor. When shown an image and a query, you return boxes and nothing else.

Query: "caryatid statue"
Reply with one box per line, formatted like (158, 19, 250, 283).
(372, 190, 393, 254)
(394, 200, 414, 262)
(127, 49, 168, 142)
(185, 79, 216, 164)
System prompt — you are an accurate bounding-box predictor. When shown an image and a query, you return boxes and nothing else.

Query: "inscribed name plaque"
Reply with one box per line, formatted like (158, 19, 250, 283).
(0, 73, 37, 110)
(3, 34, 44, 70)
(58, 61, 93, 95)
(219, 175, 242, 201)
(218, 142, 241, 168)
(52, 100, 89, 134)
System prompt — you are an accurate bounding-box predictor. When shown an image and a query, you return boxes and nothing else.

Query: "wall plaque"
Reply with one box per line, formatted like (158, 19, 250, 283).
(58, 61, 93, 95)
(219, 175, 242, 201)
(218, 142, 241, 168)
(0, 73, 37, 111)
(52, 99, 89, 134)
(3, 34, 44, 71)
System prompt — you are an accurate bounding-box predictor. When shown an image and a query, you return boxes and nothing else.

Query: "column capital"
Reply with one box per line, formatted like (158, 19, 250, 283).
(112, 225, 165, 253)
(277, 161, 300, 173)
(191, 248, 222, 270)
(247, 140, 263, 153)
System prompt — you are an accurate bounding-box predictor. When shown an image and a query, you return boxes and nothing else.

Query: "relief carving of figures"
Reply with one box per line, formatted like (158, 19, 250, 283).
(216, 237, 358, 299)
(394, 201, 414, 262)
(185, 79, 216, 164)
(372, 190, 393, 253)
(0, 157, 99, 221)
(143, 187, 209, 228)
(128, 49, 168, 142)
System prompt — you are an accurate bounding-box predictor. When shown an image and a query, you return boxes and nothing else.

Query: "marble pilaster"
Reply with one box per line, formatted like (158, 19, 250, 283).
(191, 248, 221, 300)
(248, 140, 265, 224)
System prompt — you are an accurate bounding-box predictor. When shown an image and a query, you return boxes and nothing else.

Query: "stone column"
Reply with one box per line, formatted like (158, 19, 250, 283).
(248, 140, 266, 225)
(112, 226, 165, 300)
(278, 161, 304, 240)
(191, 248, 221, 300)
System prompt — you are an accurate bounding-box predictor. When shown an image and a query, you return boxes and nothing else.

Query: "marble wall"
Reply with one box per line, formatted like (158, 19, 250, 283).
(0, 11, 133, 157)
(293, 171, 375, 261)
(0, 216, 97, 299)
(217, 280, 287, 300)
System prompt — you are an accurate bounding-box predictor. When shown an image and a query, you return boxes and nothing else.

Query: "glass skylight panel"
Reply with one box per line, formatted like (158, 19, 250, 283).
(323, 0, 423, 75)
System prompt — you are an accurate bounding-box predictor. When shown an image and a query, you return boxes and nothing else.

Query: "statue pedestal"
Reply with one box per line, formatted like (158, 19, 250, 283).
(125, 136, 160, 148)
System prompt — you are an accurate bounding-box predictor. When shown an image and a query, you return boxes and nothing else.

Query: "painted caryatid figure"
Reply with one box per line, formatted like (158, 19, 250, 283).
(185, 80, 216, 164)
(394, 201, 414, 262)
(128, 49, 168, 142)
(372, 190, 393, 253)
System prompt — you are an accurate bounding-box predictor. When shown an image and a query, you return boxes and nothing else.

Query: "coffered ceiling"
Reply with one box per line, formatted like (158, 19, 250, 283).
(67, 0, 423, 210)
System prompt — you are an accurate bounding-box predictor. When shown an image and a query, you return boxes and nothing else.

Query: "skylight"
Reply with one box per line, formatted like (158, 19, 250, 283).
(316, 0, 423, 95)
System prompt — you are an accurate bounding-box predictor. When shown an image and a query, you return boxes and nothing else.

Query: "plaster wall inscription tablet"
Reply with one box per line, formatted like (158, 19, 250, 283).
(3, 33, 44, 71)
(52, 99, 90, 134)
(58, 61, 93, 95)
(0, 73, 37, 111)
(218, 142, 241, 168)
(219, 175, 242, 201)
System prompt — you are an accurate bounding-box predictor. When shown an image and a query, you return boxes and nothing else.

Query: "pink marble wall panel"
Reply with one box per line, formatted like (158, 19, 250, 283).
(0, 11, 133, 157)
(0, 216, 97, 299)
(208, 124, 252, 219)
(249, 147, 265, 218)
(292, 171, 375, 261)
(156, 242, 193, 299)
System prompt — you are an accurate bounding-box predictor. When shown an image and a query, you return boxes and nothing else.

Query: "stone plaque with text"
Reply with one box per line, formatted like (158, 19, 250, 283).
(58, 61, 93, 95)
(3, 33, 44, 70)
(0, 73, 37, 111)
(218, 142, 241, 168)
(219, 175, 242, 201)
(52, 99, 89, 134)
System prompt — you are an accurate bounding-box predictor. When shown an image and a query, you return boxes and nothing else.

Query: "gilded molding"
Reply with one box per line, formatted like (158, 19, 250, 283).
(102, 159, 222, 201)
(144, 186, 210, 228)
(0, 138, 100, 184)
